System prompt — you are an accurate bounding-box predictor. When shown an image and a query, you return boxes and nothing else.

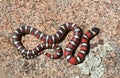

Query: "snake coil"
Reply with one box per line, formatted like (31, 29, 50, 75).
(12, 22, 100, 65)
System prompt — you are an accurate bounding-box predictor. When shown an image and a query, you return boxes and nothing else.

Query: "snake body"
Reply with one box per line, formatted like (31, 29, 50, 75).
(12, 22, 100, 65)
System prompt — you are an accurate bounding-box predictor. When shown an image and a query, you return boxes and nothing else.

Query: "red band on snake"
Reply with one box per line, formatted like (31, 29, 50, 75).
(12, 22, 100, 65)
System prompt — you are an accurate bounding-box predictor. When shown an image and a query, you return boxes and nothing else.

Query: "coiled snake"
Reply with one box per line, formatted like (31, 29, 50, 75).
(12, 22, 100, 65)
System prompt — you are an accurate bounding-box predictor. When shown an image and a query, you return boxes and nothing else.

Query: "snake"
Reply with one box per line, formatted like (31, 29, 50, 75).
(12, 22, 100, 65)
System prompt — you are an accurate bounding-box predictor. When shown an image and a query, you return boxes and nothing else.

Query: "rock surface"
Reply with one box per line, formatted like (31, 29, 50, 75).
(0, 0, 120, 78)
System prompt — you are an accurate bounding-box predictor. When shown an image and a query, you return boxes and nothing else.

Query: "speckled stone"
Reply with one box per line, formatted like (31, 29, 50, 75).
(0, 0, 120, 78)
